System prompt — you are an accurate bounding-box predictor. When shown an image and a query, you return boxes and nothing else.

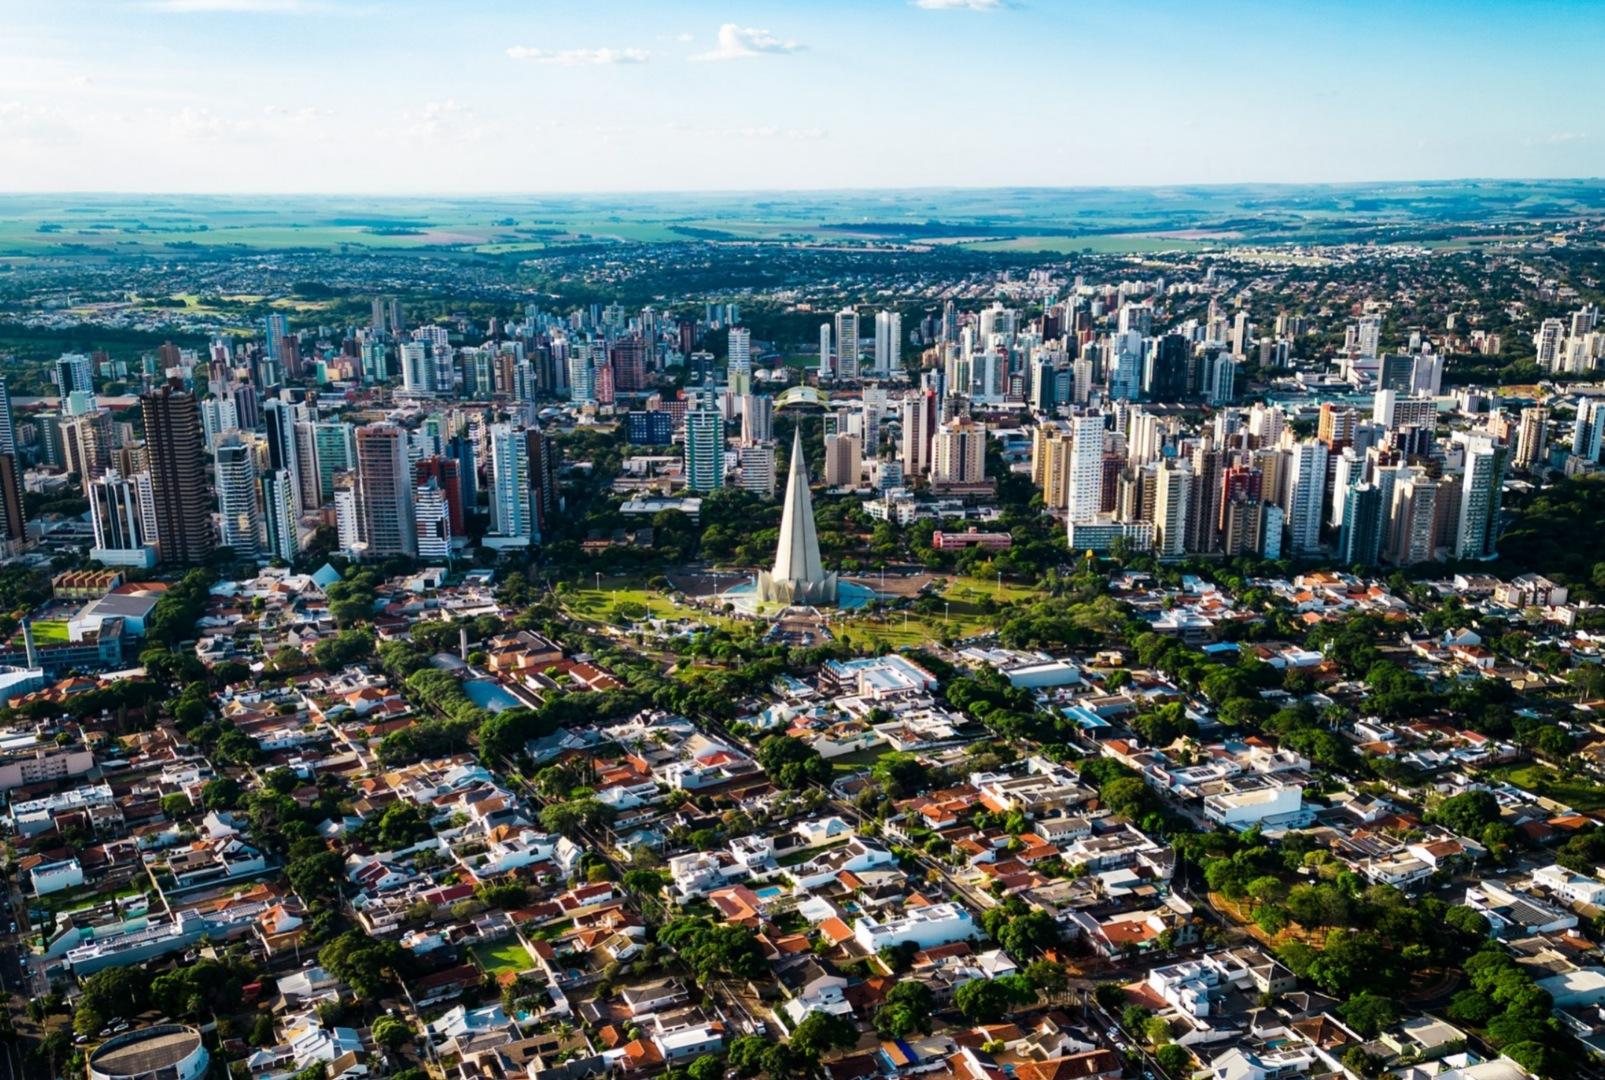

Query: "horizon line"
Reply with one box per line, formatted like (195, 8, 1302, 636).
(2, 176, 1605, 201)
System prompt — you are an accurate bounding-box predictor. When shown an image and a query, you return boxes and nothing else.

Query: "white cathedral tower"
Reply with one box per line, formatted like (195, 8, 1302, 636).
(757, 427, 838, 606)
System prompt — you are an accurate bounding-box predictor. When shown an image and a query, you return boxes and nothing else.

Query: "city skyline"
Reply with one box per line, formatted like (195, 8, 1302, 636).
(2, 0, 1603, 193)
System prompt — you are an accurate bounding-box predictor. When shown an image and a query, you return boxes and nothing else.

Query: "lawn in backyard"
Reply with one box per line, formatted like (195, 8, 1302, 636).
(1483, 763, 1605, 811)
(472, 939, 534, 975)
(827, 744, 902, 775)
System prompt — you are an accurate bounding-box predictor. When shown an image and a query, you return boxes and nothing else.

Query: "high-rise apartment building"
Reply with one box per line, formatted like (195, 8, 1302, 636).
(313, 421, 355, 502)
(931, 417, 987, 488)
(142, 384, 214, 566)
(355, 422, 416, 558)
(214, 436, 262, 560)
(414, 479, 452, 560)
(0, 454, 25, 548)
(54, 353, 94, 398)
(901, 390, 937, 480)
(1145, 334, 1189, 402)
(834, 308, 860, 379)
(0, 376, 14, 459)
(737, 442, 776, 498)
(823, 433, 861, 488)
(415, 456, 465, 537)
(262, 468, 299, 562)
(1283, 440, 1329, 555)
(1065, 413, 1105, 524)
(683, 408, 725, 493)
(1573, 398, 1605, 463)
(1153, 459, 1192, 558)
(263, 398, 303, 515)
(1455, 440, 1505, 560)
(1514, 406, 1549, 470)
(1338, 482, 1383, 566)
(487, 422, 532, 547)
(62, 409, 114, 492)
(88, 468, 155, 567)
(741, 395, 774, 445)
(873, 310, 901, 376)
(1387, 472, 1439, 565)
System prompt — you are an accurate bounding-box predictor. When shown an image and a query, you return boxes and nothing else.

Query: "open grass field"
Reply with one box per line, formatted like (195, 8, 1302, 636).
(1483, 763, 1605, 811)
(836, 607, 992, 651)
(9, 181, 1595, 256)
(833, 573, 1041, 650)
(562, 577, 741, 632)
(472, 939, 534, 976)
(940, 575, 1044, 606)
(962, 234, 1210, 254)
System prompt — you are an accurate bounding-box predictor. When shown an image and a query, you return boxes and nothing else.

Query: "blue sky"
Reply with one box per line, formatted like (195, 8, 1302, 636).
(0, 0, 1601, 192)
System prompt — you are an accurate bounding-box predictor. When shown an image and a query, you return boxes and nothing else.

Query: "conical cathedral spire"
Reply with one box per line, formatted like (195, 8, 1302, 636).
(757, 426, 838, 606)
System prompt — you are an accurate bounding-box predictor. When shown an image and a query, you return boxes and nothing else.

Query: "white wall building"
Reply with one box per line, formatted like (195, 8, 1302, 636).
(852, 902, 978, 953)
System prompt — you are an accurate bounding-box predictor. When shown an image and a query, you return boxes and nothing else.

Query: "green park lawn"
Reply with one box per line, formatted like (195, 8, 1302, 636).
(834, 574, 1045, 650)
(837, 609, 990, 650)
(561, 577, 740, 631)
(940, 575, 1044, 607)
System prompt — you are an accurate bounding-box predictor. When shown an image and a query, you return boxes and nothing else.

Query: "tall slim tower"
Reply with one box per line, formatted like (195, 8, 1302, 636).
(834, 308, 860, 379)
(1065, 413, 1105, 524)
(263, 398, 303, 515)
(487, 422, 532, 546)
(1515, 406, 1549, 470)
(142, 384, 214, 565)
(757, 428, 837, 606)
(727, 328, 752, 397)
(1284, 440, 1329, 555)
(262, 469, 299, 562)
(0, 375, 15, 458)
(214, 436, 262, 560)
(873, 310, 901, 376)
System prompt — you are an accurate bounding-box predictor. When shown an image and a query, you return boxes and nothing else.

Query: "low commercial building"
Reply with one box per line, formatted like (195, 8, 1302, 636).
(89, 1025, 209, 1080)
(0, 736, 94, 790)
(1203, 779, 1307, 831)
(931, 530, 1012, 550)
(853, 902, 978, 953)
(29, 856, 84, 896)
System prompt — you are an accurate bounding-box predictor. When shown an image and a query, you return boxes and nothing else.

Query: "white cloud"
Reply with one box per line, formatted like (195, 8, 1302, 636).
(169, 105, 229, 140)
(690, 24, 803, 61)
(391, 100, 489, 143)
(665, 121, 825, 141)
(0, 101, 72, 145)
(912, 0, 1004, 8)
(1527, 131, 1590, 146)
(675, 32, 694, 44)
(142, 0, 352, 12)
(505, 46, 649, 66)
